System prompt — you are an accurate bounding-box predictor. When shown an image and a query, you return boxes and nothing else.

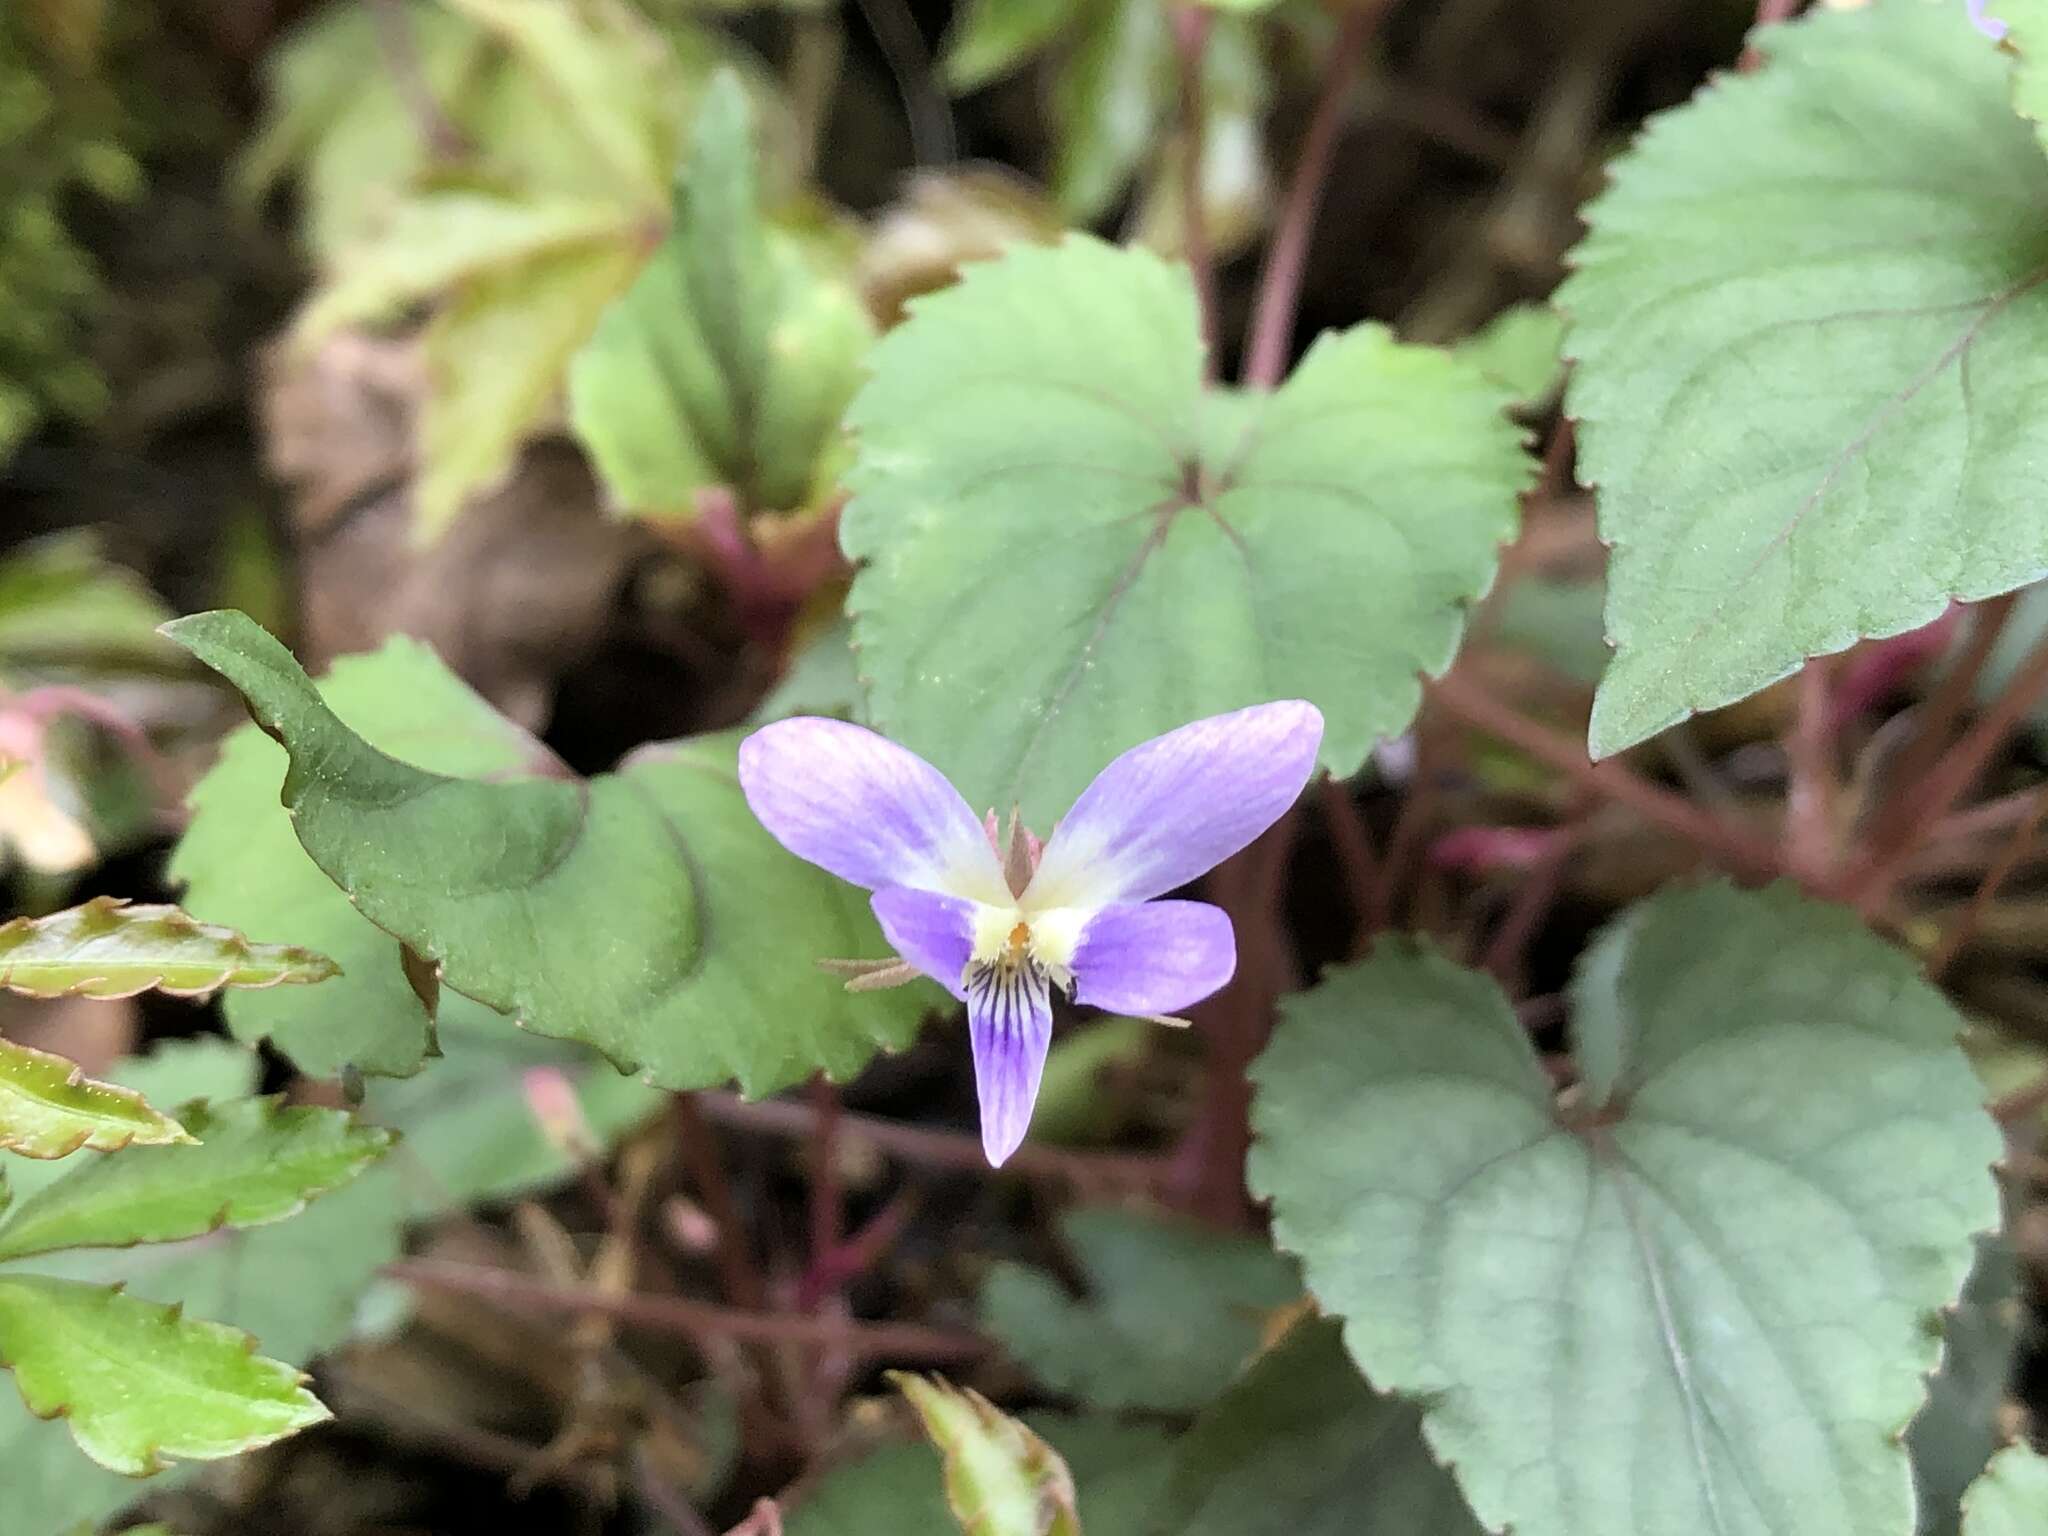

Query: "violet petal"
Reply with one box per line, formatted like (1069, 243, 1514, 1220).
(1070, 900, 1236, 1015)
(966, 963, 1053, 1166)
(871, 885, 976, 999)
(1969, 0, 2008, 40)
(1027, 701, 1325, 907)
(738, 717, 1006, 901)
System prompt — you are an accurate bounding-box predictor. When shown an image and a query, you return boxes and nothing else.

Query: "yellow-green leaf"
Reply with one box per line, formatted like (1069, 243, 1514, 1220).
(890, 1372, 1081, 1536)
(0, 898, 338, 1000)
(0, 1039, 193, 1161)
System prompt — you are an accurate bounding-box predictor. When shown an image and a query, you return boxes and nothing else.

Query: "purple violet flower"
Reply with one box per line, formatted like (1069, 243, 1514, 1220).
(1970, 0, 2008, 40)
(738, 701, 1325, 1166)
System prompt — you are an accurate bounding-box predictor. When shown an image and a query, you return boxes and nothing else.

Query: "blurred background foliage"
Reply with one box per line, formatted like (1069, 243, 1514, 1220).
(18, 2, 2048, 1534)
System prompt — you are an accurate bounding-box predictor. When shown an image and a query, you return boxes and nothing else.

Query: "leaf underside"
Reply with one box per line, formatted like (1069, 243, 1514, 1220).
(0, 1038, 193, 1160)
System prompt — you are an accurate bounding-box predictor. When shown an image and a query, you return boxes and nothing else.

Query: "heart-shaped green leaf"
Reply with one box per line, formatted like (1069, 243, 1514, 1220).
(1561, 0, 2048, 755)
(1153, 1319, 1486, 1535)
(1250, 882, 1999, 1536)
(979, 1205, 1299, 1413)
(172, 633, 551, 1079)
(843, 236, 1529, 824)
(0, 1096, 393, 1262)
(0, 1039, 193, 1160)
(165, 609, 931, 1096)
(0, 1276, 328, 1475)
(0, 899, 337, 1000)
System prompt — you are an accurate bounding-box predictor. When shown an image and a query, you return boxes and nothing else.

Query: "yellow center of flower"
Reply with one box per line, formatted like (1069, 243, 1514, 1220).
(966, 902, 1087, 994)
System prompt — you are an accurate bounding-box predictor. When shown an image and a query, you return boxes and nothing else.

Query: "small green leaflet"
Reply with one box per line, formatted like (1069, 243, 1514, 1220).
(0, 898, 338, 1000)
(1249, 882, 1999, 1536)
(0, 1097, 394, 1262)
(167, 610, 932, 1096)
(844, 236, 1529, 825)
(173, 633, 553, 1079)
(568, 71, 873, 520)
(890, 1372, 1081, 1536)
(1561, 0, 2048, 755)
(1155, 1319, 1486, 1535)
(0, 1276, 327, 1476)
(0, 532, 177, 677)
(979, 1205, 1299, 1412)
(0, 1042, 400, 1536)
(0, 1038, 193, 1160)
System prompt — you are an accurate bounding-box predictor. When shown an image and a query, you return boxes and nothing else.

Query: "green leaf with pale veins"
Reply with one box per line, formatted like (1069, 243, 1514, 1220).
(844, 236, 1529, 825)
(567, 72, 874, 519)
(0, 1276, 328, 1475)
(172, 634, 552, 1079)
(0, 1097, 394, 1262)
(890, 1373, 1081, 1536)
(1560, 0, 2048, 756)
(164, 610, 931, 1096)
(0, 1038, 193, 1160)
(0, 898, 337, 1000)
(0, 1042, 404, 1536)
(1963, 1448, 2048, 1536)
(979, 1204, 1299, 1412)
(1154, 1319, 1486, 1535)
(1249, 882, 2000, 1536)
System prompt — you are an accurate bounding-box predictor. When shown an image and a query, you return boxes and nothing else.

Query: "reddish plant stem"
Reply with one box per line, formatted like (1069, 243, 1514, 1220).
(1870, 594, 2017, 853)
(694, 1090, 1170, 1189)
(1783, 659, 1837, 884)
(798, 1192, 918, 1313)
(1171, 7, 1220, 383)
(1243, 2, 1390, 387)
(1319, 775, 1382, 950)
(1481, 799, 1590, 990)
(1374, 724, 1443, 932)
(1926, 788, 2048, 982)
(1427, 670, 1786, 883)
(1850, 633, 2048, 915)
(1925, 786, 2047, 849)
(669, 1094, 766, 1311)
(804, 1076, 842, 1294)
(386, 1258, 986, 1360)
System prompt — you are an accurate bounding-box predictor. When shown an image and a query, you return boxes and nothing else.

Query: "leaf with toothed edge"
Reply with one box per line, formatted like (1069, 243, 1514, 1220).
(0, 899, 337, 1000)
(163, 610, 935, 1097)
(0, 1096, 394, 1262)
(1249, 882, 2000, 1536)
(1962, 1447, 2048, 1536)
(0, 1275, 329, 1476)
(172, 633, 552, 1080)
(0, 1038, 194, 1160)
(842, 235, 1531, 827)
(1561, 0, 2048, 757)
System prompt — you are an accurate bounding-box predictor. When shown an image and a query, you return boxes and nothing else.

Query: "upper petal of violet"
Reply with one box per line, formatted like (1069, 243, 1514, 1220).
(1069, 900, 1236, 1016)
(739, 718, 1007, 902)
(1025, 700, 1324, 908)
(871, 885, 976, 1000)
(1968, 1, 2007, 40)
